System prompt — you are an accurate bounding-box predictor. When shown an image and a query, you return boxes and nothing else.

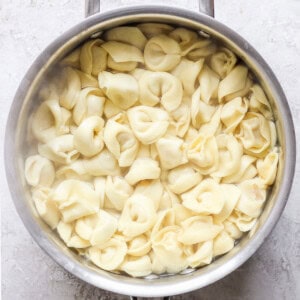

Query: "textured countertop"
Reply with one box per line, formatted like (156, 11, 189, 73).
(1, 0, 300, 299)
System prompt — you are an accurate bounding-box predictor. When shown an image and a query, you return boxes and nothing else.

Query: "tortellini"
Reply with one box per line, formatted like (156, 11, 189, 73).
(125, 158, 161, 185)
(236, 112, 275, 157)
(152, 226, 187, 274)
(118, 194, 156, 237)
(187, 134, 219, 174)
(127, 106, 169, 144)
(104, 26, 147, 50)
(167, 164, 202, 194)
(31, 97, 71, 143)
(103, 113, 139, 167)
(26, 23, 279, 278)
(38, 134, 80, 165)
(105, 176, 133, 211)
(171, 58, 204, 96)
(218, 65, 252, 102)
(169, 96, 191, 137)
(88, 236, 127, 271)
(52, 180, 100, 223)
(156, 136, 188, 170)
(75, 210, 118, 246)
(138, 71, 183, 111)
(178, 216, 223, 244)
(257, 151, 279, 185)
(144, 35, 181, 71)
(213, 231, 234, 256)
(32, 187, 60, 229)
(120, 255, 152, 277)
(191, 86, 216, 129)
(127, 234, 152, 256)
(80, 39, 107, 76)
(212, 134, 243, 178)
(98, 71, 138, 109)
(209, 47, 237, 79)
(57, 221, 90, 248)
(185, 240, 213, 267)
(220, 97, 248, 133)
(25, 155, 55, 187)
(73, 87, 105, 126)
(235, 178, 267, 218)
(181, 179, 225, 215)
(73, 116, 104, 157)
(101, 41, 144, 72)
(198, 65, 220, 104)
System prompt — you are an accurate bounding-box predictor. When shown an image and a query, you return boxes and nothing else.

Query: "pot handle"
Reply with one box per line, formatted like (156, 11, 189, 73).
(131, 297, 170, 300)
(85, 0, 214, 17)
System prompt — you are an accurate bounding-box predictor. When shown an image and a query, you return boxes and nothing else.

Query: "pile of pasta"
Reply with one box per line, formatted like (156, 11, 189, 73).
(25, 23, 279, 277)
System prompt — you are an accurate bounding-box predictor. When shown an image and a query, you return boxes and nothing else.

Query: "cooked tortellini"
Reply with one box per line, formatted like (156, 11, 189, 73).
(125, 158, 161, 185)
(156, 136, 188, 170)
(32, 186, 60, 229)
(138, 71, 183, 111)
(38, 134, 80, 165)
(75, 210, 118, 246)
(118, 194, 156, 237)
(25, 155, 55, 187)
(181, 179, 225, 215)
(26, 23, 279, 277)
(101, 41, 144, 72)
(31, 96, 71, 143)
(73, 116, 104, 157)
(218, 65, 252, 102)
(72, 87, 105, 126)
(51, 179, 100, 223)
(79, 39, 107, 76)
(167, 164, 202, 194)
(103, 113, 139, 167)
(98, 71, 138, 109)
(127, 106, 169, 144)
(144, 35, 181, 71)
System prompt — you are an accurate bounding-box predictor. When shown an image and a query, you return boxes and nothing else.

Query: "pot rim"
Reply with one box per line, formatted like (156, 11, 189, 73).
(4, 4, 296, 297)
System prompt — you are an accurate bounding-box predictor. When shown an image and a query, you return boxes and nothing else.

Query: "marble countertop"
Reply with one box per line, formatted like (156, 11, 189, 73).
(1, 0, 300, 299)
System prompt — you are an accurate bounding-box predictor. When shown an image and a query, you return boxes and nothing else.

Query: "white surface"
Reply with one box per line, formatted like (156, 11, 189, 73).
(1, 0, 300, 299)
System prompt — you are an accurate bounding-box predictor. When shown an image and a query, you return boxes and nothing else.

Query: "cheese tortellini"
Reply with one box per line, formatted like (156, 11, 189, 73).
(25, 23, 279, 278)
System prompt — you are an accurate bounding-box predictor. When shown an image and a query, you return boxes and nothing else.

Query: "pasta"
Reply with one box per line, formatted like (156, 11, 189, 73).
(31, 97, 71, 143)
(52, 179, 100, 223)
(73, 116, 104, 157)
(181, 179, 225, 215)
(103, 112, 139, 167)
(98, 71, 138, 109)
(144, 35, 181, 71)
(25, 23, 279, 278)
(127, 106, 169, 144)
(101, 41, 144, 72)
(138, 71, 183, 111)
(156, 135, 188, 170)
(25, 155, 55, 187)
(125, 158, 161, 185)
(32, 187, 60, 229)
(79, 39, 107, 76)
(75, 210, 118, 246)
(72, 87, 105, 126)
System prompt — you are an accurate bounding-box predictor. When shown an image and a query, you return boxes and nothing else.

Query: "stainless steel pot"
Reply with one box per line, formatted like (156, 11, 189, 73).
(4, 0, 296, 298)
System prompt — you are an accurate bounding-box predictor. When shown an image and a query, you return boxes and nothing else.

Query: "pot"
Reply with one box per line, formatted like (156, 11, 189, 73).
(4, 0, 296, 298)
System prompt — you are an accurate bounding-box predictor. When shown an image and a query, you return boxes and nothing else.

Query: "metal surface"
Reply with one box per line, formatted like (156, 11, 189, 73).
(85, 0, 100, 17)
(4, 4, 296, 299)
(198, 0, 214, 17)
(86, 0, 214, 17)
